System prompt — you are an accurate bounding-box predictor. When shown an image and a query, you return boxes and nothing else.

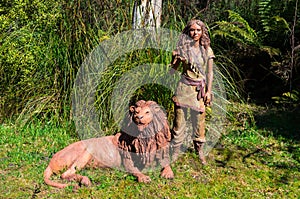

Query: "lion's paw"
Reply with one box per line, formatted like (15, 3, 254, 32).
(160, 166, 174, 179)
(137, 174, 151, 183)
(81, 176, 92, 187)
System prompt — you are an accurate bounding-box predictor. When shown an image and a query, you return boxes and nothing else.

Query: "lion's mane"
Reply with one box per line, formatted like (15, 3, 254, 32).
(117, 100, 171, 167)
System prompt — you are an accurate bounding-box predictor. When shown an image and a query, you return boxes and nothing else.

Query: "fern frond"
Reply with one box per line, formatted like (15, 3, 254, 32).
(227, 10, 257, 39)
(258, 0, 290, 34)
(273, 16, 291, 32)
(213, 13, 259, 47)
(260, 46, 280, 57)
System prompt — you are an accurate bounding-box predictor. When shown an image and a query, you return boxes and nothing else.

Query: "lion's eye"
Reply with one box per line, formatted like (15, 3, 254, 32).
(145, 111, 149, 114)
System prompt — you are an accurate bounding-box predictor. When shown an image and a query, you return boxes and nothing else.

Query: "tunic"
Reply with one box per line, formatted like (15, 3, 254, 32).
(172, 45, 215, 112)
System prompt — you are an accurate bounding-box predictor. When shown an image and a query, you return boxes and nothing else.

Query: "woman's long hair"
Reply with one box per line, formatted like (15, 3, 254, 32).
(174, 19, 211, 69)
(181, 19, 211, 50)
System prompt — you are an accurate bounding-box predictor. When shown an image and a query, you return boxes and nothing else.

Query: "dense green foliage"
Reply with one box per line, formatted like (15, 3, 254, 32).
(0, 0, 299, 123)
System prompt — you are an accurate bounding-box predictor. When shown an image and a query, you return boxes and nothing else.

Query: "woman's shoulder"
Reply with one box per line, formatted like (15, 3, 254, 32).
(206, 46, 215, 58)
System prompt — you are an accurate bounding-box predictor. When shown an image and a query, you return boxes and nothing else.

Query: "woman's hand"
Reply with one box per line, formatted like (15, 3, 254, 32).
(169, 55, 185, 75)
(204, 92, 212, 106)
(175, 55, 186, 63)
(167, 64, 175, 75)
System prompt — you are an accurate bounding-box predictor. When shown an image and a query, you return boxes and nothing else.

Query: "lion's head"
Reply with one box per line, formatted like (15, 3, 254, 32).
(118, 100, 171, 167)
(121, 100, 170, 141)
(129, 100, 159, 131)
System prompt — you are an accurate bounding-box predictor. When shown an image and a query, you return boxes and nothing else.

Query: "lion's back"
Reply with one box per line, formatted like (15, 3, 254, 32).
(87, 136, 122, 168)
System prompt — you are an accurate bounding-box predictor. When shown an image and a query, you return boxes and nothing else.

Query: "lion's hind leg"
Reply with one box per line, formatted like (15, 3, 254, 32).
(61, 152, 92, 187)
(61, 168, 92, 187)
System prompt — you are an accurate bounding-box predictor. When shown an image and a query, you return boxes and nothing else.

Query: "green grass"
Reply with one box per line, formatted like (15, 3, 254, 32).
(1, 104, 299, 199)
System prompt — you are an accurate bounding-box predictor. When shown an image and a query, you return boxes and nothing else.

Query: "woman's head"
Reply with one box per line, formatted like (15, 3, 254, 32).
(181, 19, 211, 49)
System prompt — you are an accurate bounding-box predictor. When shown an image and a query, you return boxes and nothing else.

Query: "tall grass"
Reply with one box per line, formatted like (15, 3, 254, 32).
(0, 0, 248, 130)
(0, 0, 130, 124)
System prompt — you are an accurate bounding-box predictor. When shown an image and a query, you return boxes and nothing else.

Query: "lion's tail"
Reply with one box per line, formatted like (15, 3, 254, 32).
(44, 166, 69, 189)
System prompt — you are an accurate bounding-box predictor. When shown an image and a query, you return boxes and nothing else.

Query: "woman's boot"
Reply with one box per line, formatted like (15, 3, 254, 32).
(193, 140, 207, 165)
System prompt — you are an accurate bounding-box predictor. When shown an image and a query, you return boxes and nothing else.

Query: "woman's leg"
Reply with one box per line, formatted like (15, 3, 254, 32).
(171, 105, 187, 160)
(191, 110, 206, 142)
(191, 109, 207, 165)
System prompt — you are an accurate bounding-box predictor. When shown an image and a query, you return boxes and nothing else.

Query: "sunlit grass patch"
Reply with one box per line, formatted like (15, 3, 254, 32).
(1, 104, 299, 198)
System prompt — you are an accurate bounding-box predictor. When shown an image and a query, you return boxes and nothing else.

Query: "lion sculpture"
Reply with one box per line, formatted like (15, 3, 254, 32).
(44, 100, 174, 188)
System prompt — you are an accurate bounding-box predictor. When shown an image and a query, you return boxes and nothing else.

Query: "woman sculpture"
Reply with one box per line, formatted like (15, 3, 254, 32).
(170, 19, 215, 165)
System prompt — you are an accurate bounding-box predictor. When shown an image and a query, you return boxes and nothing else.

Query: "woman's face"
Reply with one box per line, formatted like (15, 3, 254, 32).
(189, 23, 202, 42)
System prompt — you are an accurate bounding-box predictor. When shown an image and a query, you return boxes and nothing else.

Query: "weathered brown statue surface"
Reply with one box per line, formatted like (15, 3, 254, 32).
(44, 100, 174, 189)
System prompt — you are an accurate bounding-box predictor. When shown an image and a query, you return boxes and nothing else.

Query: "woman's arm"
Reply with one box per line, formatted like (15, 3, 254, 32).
(171, 49, 187, 66)
(205, 58, 214, 105)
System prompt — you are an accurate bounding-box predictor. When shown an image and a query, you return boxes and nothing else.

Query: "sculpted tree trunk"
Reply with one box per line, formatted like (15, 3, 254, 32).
(132, 0, 162, 29)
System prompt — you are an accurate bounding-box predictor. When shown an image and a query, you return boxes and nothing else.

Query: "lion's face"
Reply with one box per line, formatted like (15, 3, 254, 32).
(130, 100, 155, 131)
(119, 100, 171, 155)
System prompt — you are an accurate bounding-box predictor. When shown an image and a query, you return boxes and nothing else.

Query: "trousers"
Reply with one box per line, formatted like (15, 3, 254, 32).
(172, 104, 206, 147)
